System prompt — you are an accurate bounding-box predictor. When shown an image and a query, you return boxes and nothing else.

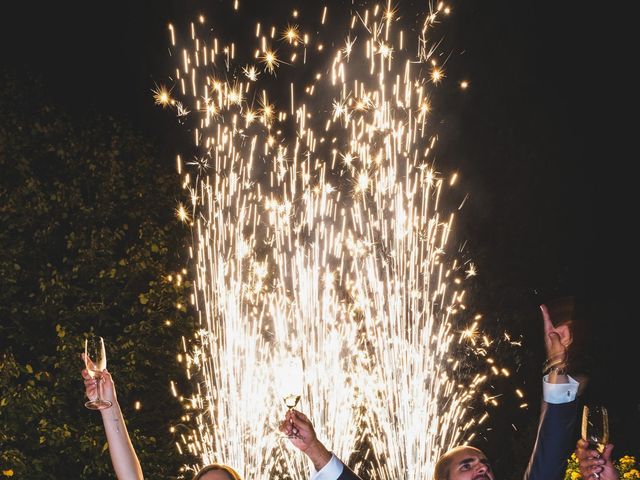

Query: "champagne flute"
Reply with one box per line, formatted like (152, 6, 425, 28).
(581, 404, 609, 478)
(278, 357, 303, 439)
(84, 334, 113, 410)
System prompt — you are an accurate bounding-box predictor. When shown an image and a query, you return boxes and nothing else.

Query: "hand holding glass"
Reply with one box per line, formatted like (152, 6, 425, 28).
(278, 357, 303, 439)
(581, 404, 609, 478)
(84, 334, 113, 410)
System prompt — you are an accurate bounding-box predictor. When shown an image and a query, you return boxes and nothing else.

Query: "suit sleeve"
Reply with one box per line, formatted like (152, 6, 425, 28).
(310, 454, 363, 480)
(523, 399, 578, 480)
(337, 461, 363, 480)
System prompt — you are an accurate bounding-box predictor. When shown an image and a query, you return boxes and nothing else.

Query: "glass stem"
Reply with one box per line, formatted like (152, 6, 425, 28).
(95, 375, 102, 402)
(288, 407, 299, 438)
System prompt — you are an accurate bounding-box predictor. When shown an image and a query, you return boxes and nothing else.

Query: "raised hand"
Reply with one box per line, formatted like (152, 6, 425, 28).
(279, 409, 316, 451)
(540, 304, 572, 370)
(279, 409, 332, 470)
(81, 353, 116, 407)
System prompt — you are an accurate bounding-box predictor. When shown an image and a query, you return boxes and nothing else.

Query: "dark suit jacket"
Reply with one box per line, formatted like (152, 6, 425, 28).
(523, 400, 578, 480)
(337, 461, 363, 480)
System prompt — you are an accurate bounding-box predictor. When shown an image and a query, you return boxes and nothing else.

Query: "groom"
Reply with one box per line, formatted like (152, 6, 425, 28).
(280, 409, 362, 480)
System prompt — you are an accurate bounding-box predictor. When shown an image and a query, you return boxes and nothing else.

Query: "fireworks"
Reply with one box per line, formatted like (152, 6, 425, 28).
(158, 2, 519, 479)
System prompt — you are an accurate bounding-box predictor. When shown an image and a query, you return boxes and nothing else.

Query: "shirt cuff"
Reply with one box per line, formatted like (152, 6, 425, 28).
(310, 453, 344, 480)
(542, 374, 579, 404)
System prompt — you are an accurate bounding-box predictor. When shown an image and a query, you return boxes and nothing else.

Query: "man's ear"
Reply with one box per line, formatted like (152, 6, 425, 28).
(554, 323, 573, 347)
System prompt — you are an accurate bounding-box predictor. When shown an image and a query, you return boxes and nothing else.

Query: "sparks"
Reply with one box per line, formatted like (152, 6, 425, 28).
(282, 24, 300, 44)
(152, 85, 172, 107)
(431, 66, 445, 84)
(260, 50, 280, 74)
(377, 41, 393, 58)
(242, 64, 260, 81)
(158, 4, 520, 479)
(175, 203, 189, 223)
(342, 35, 357, 59)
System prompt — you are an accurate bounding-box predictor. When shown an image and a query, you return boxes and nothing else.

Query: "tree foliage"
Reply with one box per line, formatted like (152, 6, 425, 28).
(0, 72, 195, 479)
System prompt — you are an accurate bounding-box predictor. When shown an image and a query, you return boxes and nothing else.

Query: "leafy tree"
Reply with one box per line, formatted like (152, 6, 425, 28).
(0, 72, 195, 479)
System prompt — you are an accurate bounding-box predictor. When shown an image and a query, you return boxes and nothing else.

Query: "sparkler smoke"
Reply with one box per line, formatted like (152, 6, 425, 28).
(158, 2, 520, 479)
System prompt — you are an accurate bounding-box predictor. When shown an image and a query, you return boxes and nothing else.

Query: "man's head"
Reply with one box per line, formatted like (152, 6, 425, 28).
(433, 446, 494, 480)
(193, 464, 242, 480)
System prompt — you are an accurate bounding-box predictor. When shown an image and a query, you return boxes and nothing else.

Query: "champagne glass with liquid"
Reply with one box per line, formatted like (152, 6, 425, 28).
(581, 405, 609, 477)
(278, 357, 303, 439)
(84, 334, 113, 410)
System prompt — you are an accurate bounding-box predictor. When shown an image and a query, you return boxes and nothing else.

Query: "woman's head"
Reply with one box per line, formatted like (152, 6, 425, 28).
(193, 464, 242, 480)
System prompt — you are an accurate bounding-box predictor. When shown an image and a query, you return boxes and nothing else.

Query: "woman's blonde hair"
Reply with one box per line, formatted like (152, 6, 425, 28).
(193, 463, 242, 480)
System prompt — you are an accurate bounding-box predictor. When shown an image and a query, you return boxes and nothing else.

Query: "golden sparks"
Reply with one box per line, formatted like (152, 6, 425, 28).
(260, 49, 281, 74)
(152, 85, 173, 107)
(156, 3, 515, 480)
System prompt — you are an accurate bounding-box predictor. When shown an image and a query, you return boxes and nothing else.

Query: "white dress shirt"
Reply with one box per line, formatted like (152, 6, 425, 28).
(543, 374, 579, 404)
(310, 453, 344, 480)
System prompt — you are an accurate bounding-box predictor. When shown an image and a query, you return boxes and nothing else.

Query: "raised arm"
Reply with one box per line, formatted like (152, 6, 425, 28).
(523, 303, 579, 480)
(82, 358, 144, 480)
(280, 409, 362, 480)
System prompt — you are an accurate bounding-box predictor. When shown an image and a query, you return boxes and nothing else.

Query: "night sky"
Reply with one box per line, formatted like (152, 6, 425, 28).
(3, 0, 636, 468)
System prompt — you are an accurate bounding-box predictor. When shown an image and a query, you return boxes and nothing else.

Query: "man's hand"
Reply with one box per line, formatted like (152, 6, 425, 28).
(280, 410, 332, 471)
(540, 304, 572, 368)
(575, 439, 618, 480)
